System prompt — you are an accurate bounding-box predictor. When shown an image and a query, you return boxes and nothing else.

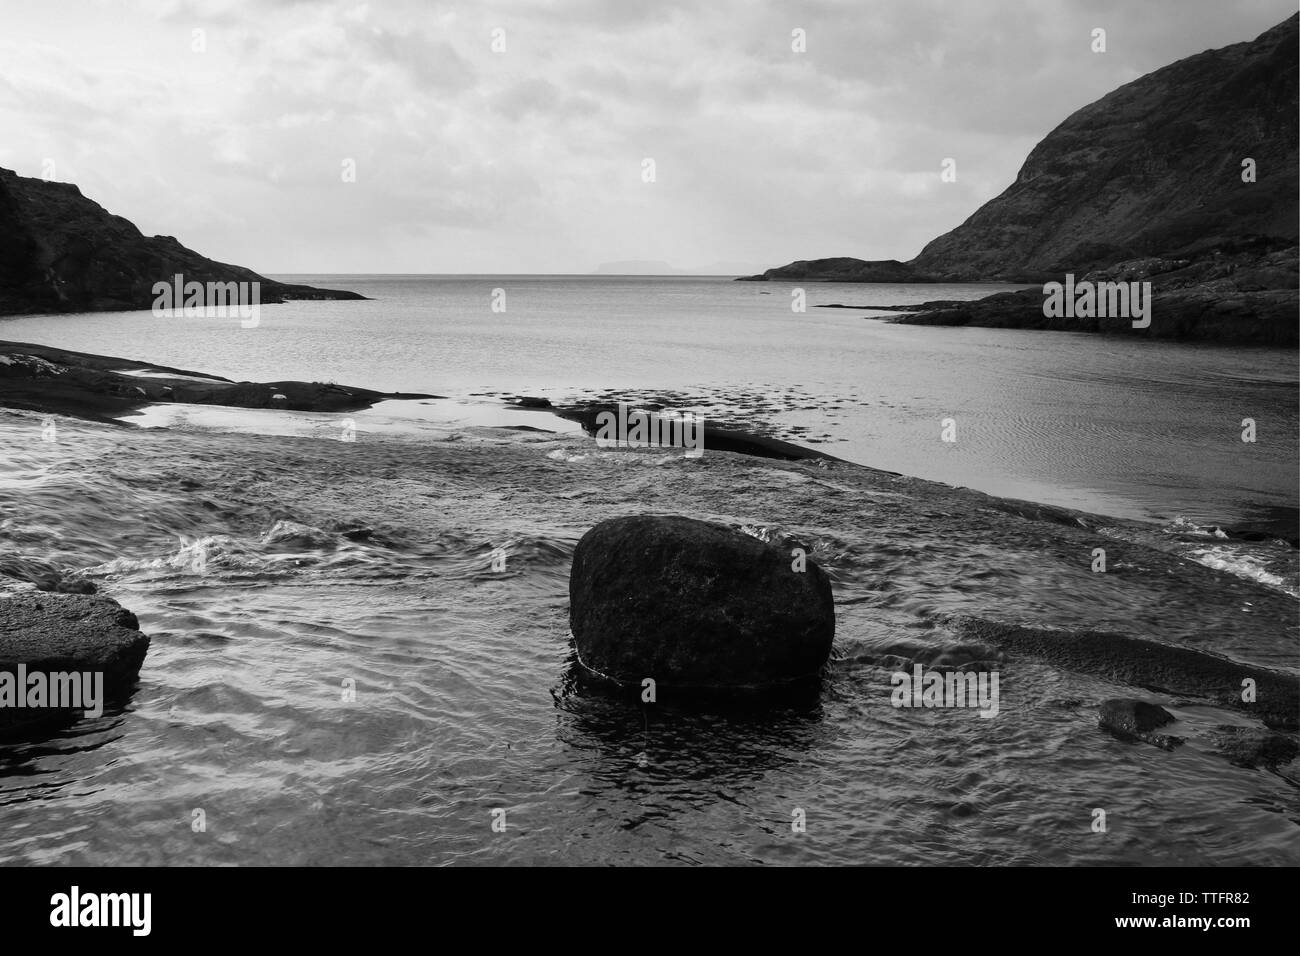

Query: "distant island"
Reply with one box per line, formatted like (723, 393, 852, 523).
(594, 259, 769, 276)
(741, 14, 1299, 345)
(0, 167, 363, 316)
(738, 258, 930, 283)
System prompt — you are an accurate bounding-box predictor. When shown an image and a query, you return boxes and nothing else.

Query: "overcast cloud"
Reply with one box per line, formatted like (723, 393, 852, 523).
(1, 0, 1293, 273)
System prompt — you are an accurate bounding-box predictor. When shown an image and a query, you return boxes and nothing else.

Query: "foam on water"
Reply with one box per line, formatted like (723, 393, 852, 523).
(1185, 545, 1298, 598)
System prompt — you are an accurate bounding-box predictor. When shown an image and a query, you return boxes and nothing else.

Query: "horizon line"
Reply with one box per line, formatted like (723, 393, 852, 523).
(263, 272, 752, 278)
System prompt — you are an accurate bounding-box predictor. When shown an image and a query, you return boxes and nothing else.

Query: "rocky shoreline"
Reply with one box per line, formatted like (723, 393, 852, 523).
(2, 393, 1294, 781)
(817, 241, 1299, 345)
(0, 340, 854, 463)
(0, 340, 437, 421)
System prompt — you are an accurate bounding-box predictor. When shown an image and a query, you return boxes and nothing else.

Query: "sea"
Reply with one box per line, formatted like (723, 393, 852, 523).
(0, 275, 1296, 865)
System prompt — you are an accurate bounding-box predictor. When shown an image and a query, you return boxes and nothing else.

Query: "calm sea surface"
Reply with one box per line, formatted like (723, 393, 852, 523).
(2, 275, 1294, 523)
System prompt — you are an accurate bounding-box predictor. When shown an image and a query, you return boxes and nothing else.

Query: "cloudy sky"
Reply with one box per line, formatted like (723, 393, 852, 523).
(1, 0, 1294, 274)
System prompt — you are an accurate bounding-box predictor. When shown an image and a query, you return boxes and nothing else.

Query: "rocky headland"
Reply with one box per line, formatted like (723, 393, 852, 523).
(737, 257, 932, 283)
(742, 15, 1299, 344)
(0, 166, 364, 316)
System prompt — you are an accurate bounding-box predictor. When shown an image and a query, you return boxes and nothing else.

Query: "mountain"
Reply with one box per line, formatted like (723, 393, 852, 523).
(0, 167, 362, 316)
(911, 14, 1298, 281)
(738, 15, 1299, 343)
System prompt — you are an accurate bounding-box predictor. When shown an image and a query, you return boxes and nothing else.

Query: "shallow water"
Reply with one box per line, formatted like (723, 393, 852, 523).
(2, 275, 1295, 524)
(1, 408, 1296, 865)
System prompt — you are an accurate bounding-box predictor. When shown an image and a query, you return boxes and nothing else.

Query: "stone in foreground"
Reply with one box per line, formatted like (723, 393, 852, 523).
(569, 516, 834, 691)
(1, 583, 150, 732)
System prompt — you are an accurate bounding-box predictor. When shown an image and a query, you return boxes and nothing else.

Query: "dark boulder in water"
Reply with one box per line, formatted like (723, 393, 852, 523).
(0, 583, 150, 733)
(0, 584, 149, 687)
(569, 516, 834, 692)
(1099, 698, 1175, 734)
(1098, 698, 1182, 750)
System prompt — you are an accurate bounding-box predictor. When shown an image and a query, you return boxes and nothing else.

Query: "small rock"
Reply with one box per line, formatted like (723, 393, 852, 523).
(260, 520, 337, 551)
(1099, 698, 1182, 750)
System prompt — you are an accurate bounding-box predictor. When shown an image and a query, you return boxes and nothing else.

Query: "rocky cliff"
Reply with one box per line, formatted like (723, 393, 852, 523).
(739, 16, 1299, 343)
(911, 14, 1298, 281)
(0, 167, 363, 315)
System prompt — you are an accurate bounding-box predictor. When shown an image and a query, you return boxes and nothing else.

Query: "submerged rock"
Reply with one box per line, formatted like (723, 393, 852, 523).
(1206, 726, 1300, 769)
(951, 616, 1300, 731)
(0, 554, 95, 594)
(569, 515, 835, 692)
(1098, 698, 1183, 750)
(554, 401, 842, 462)
(0, 583, 150, 733)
